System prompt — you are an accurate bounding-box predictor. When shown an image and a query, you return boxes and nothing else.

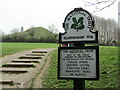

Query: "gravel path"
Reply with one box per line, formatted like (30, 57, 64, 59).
(0, 48, 55, 89)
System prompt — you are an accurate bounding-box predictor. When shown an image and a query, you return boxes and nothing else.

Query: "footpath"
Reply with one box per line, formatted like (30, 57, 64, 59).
(0, 48, 55, 89)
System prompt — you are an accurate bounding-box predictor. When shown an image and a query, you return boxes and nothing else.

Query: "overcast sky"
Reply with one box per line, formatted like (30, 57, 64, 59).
(0, 0, 119, 34)
(118, 1, 120, 27)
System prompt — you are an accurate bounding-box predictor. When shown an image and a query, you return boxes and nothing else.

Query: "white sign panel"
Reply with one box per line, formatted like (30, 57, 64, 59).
(59, 8, 98, 43)
(58, 46, 99, 80)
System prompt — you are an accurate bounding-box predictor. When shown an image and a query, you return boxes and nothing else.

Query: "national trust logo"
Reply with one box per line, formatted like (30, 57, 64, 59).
(63, 8, 94, 32)
(71, 17, 85, 32)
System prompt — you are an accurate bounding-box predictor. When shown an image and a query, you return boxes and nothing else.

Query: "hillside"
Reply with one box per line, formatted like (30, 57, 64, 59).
(2, 27, 58, 43)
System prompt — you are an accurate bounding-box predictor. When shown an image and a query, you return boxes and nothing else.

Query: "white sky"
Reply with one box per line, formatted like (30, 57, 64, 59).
(118, 1, 120, 27)
(0, 0, 119, 34)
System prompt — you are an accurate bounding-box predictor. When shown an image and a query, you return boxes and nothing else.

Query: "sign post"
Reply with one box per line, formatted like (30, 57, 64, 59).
(73, 43, 85, 90)
(58, 8, 99, 90)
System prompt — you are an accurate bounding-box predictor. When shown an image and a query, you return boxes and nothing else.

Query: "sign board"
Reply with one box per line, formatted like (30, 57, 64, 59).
(58, 46, 99, 80)
(59, 8, 98, 43)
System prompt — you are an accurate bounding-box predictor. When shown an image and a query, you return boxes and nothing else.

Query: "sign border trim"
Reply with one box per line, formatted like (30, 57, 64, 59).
(58, 46, 99, 80)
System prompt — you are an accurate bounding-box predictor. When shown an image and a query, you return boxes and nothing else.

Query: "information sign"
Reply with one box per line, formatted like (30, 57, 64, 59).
(59, 8, 98, 43)
(58, 46, 99, 80)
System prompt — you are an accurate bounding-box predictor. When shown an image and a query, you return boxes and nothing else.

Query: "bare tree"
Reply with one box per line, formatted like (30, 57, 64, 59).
(48, 24, 59, 33)
(94, 16, 118, 45)
(83, 0, 117, 13)
(0, 30, 5, 36)
(11, 28, 19, 34)
(0, 30, 5, 42)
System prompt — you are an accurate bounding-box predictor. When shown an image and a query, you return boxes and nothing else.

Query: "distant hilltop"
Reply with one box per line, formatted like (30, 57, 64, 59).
(2, 27, 58, 43)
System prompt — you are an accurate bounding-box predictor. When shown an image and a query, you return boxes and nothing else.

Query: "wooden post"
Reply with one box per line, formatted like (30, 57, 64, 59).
(73, 43, 85, 90)
(74, 79, 85, 90)
(68, 43, 85, 90)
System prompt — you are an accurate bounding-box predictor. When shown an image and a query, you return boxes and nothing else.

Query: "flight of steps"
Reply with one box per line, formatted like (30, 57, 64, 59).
(0, 49, 49, 88)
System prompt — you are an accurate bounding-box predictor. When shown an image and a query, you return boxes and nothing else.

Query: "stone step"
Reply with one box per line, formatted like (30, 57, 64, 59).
(0, 80, 14, 85)
(2, 63, 35, 67)
(19, 55, 42, 59)
(26, 53, 45, 56)
(0, 68, 28, 73)
(32, 50, 47, 53)
(12, 59, 40, 63)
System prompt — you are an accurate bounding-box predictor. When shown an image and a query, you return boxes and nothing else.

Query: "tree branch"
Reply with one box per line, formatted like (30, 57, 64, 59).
(84, 0, 117, 13)
(85, 0, 112, 6)
(92, 0, 116, 13)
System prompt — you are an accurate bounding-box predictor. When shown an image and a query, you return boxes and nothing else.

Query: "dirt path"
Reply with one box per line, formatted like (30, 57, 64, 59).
(0, 48, 55, 89)
(33, 55, 51, 88)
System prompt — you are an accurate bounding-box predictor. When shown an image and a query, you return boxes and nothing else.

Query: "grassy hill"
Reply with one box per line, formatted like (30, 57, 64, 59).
(26, 27, 54, 37)
(2, 27, 58, 43)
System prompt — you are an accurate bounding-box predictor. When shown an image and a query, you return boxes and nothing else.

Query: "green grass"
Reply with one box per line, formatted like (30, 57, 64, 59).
(1, 43, 119, 88)
(43, 50, 73, 88)
(43, 46, 119, 88)
(1, 42, 58, 57)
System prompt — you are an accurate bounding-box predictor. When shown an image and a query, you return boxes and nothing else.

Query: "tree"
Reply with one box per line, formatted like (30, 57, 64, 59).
(94, 16, 118, 46)
(48, 24, 59, 33)
(83, 0, 119, 45)
(17, 32, 29, 42)
(0, 30, 5, 42)
(11, 28, 19, 34)
(84, 0, 117, 13)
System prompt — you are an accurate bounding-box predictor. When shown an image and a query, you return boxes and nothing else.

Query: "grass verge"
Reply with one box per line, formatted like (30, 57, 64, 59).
(42, 46, 119, 88)
(42, 49, 73, 88)
(29, 53, 52, 89)
(1, 42, 58, 57)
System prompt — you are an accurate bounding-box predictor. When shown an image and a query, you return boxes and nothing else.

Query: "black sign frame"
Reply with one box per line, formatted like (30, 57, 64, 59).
(59, 32, 98, 44)
(58, 46, 99, 80)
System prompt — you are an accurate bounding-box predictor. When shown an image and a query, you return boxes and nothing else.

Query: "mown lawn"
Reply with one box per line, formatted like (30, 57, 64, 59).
(43, 46, 119, 89)
(1, 42, 58, 57)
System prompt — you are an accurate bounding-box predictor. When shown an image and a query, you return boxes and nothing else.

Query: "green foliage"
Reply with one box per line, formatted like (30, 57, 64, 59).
(43, 47, 119, 88)
(1, 42, 58, 57)
(9, 81, 14, 86)
(2, 27, 58, 43)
